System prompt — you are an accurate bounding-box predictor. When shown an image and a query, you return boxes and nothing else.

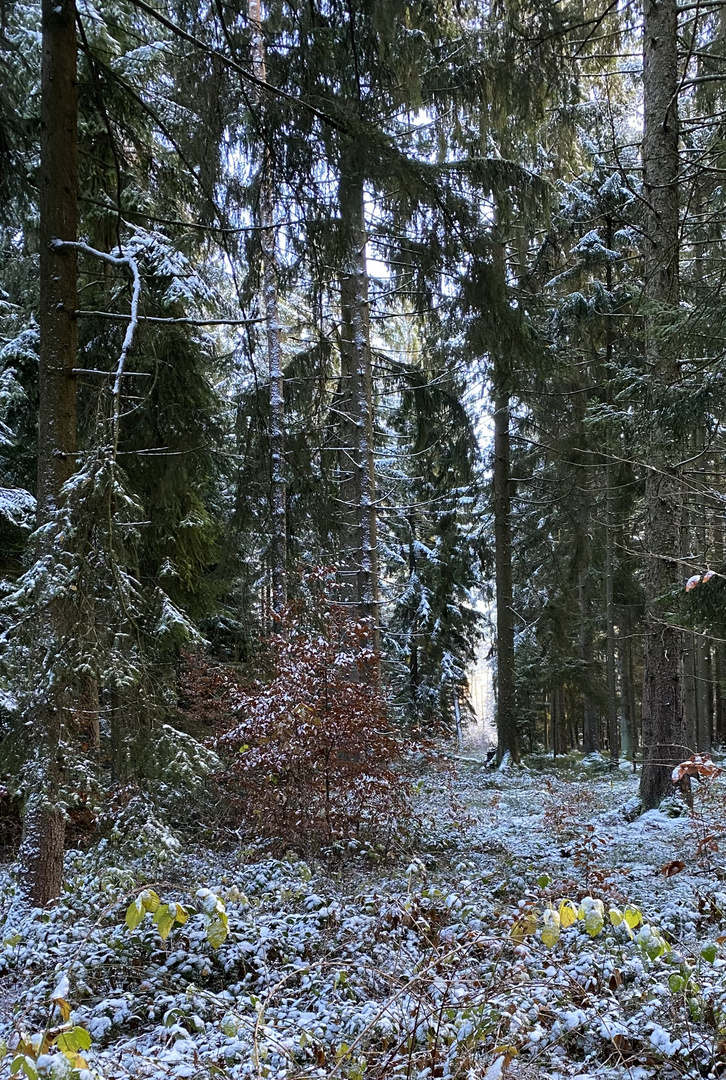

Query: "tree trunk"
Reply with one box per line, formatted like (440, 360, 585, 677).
(338, 166, 379, 656)
(605, 467, 619, 765)
(579, 567, 599, 754)
(640, 0, 686, 809)
(493, 383, 519, 763)
(714, 519, 726, 746)
(249, 0, 286, 613)
(619, 612, 635, 761)
(684, 634, 697, 751)
(408, 510, 419, 712)
(604, 231, 618, 765)
(715, 641, 725, 746)
(19, 0, 78, 907)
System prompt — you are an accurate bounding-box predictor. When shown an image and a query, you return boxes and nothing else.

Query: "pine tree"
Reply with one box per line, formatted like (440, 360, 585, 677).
(639, 0, 686, 809)
(19, 0, 79, 905)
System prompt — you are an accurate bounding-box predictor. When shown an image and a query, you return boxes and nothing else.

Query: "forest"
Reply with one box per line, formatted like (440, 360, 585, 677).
(3, 0, 726, 1077)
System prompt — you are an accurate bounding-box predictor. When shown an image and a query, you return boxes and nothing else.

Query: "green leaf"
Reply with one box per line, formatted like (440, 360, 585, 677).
(221, 1014, 238, 1038)
(668, 973, 686, 993)
(125, 897, 145, 931)
(206, 912, 229, 949)
(153, 905, 176, 942)
(578, 897, 604, 937)
(536, 873, 551, 889)
(637, 924, 668, 960)
(11, 1057, 38, 1080)
(57, 1027, 92, 1053)
(701, 943, 718, 964)
(540, 908, 560, 947)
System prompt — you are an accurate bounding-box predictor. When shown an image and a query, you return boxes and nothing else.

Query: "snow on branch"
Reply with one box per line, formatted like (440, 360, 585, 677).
(51, 238, 141, 457)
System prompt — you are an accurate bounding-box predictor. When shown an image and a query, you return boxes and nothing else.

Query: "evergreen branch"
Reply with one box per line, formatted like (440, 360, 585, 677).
(126, 0, 349, 133)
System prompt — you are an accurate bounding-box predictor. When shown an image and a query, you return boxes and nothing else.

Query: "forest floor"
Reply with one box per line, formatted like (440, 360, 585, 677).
(2, 753, 726, 1080)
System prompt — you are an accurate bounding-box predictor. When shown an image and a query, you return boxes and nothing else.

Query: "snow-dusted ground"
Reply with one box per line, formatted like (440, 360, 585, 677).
(2, 755, 726, 1080)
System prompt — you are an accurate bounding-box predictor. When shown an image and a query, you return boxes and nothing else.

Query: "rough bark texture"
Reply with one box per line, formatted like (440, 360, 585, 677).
(338, 168, 380, 656)
(640, 0, 687, 809)
(493, 385, 519, 763)
(249, 0, 287, 613)
(20, 0, 78, 906)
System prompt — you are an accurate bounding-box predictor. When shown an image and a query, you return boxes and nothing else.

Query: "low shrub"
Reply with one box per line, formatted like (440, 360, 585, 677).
(220, 599, 411, 846)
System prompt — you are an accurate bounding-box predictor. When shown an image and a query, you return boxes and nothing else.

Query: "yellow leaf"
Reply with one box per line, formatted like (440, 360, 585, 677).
(609, 907, 624, 927)
(624, 905, 642, 930)
(125, 898, 145, 931)
(540, 908, 561, 947)
(142, 889, 160, 914)
(511, 911, 538, 943)
(170, 902, 189, 926)
(559, 900, 578, 928)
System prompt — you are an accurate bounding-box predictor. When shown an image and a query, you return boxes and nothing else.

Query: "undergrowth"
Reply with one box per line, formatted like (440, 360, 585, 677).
(4, 758, 726, 1079)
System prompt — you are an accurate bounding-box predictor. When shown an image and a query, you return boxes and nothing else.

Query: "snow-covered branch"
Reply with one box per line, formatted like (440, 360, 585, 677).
(51, 239, 141, 457)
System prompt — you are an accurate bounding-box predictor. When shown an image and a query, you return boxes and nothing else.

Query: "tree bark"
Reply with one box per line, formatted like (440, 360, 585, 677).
(19, 0, 78, 906)
(618, 613, 635, 761)
(605, 466, 619, 764)
(640, 0, 687, 809)
(493, 384, 519, 763)
(408, 510, 419, 711)
(578, 566, 599, 754)
(338, 167, 380, 656)
(249, 0, 287, 613)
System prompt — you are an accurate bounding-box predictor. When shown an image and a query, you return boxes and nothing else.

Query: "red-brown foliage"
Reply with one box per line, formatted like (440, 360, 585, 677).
(205, 597, 412, 847)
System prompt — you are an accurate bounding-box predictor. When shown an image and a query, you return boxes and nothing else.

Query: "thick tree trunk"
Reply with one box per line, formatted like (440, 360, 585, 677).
(493, 384, 519, 763)
(249, 0, 286, 613)
(714, 520, 726, 746)
(338, 168, 379, 656)
(640, 0, 686, 809)
(19, 0, 78, 906)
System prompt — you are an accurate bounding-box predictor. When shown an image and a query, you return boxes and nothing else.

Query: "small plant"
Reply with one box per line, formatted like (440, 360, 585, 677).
(124, 886, 228, 948)
(213, 585, 413, 847)
(510, 884, 658, 954)
(1, 980, 94, 1079)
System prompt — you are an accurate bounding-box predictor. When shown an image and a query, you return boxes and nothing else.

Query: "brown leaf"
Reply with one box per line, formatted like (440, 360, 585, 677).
(672, 754, 723, 783)
(660, 860, 686, 877)
(612, 1034, 632, 1056)
(609, 969, 623, 991)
